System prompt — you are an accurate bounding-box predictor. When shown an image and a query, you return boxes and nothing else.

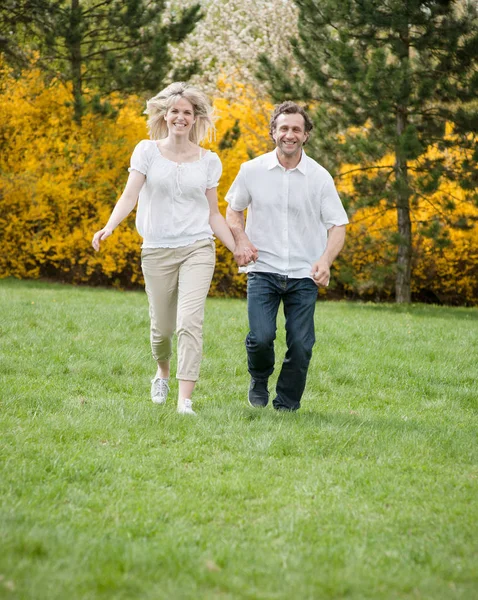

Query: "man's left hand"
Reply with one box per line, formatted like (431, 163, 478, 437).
(311, 258, 330, 288)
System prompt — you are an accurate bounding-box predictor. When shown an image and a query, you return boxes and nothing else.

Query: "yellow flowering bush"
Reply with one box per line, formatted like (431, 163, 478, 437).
(335, 150, 478, 305)
(1, 60, 476, 304)
(206, 79, 274, 296)
(0, 64, 272, 295)
(0, 60, 145, 288)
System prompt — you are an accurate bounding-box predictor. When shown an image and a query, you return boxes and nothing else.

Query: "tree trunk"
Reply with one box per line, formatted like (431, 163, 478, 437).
(395, 107, 412, 303)
(69, 0, 83, 125)
(395, 26, 412, 304)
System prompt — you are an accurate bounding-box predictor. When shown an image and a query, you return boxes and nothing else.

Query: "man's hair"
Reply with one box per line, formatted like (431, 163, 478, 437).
(269, 101, 313, 142)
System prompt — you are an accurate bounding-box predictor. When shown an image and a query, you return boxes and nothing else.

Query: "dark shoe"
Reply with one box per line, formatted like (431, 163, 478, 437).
(248, 378, 269, 407)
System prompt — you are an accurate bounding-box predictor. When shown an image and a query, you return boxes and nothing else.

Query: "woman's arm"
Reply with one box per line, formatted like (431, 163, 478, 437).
(225, 205, 258, 266)
(92, 170, 146, 251)
(206, 187, 236, 253)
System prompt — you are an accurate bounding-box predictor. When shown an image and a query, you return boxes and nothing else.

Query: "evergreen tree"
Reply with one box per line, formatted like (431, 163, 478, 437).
(0, 0, 202, 123)
(259, 0, 478, 303)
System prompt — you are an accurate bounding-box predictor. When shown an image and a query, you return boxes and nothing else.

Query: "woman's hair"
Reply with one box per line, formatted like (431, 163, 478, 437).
(269, 101, 313, 143)
(145, 82, 215, 144)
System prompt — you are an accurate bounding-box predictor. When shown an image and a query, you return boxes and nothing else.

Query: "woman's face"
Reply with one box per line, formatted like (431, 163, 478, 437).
(165, 97, 195, 137)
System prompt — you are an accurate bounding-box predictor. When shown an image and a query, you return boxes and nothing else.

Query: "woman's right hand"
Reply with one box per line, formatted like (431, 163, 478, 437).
(92, 227, 113, 252)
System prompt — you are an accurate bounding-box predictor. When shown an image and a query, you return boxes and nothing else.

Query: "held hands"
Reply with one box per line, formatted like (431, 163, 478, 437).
(311, 257, 330, 288)
(92, 227, 113, 252)
(234, 240, 258, 267)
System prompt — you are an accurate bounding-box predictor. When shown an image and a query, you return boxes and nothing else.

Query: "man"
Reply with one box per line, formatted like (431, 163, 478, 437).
(225, 101, 348, 411)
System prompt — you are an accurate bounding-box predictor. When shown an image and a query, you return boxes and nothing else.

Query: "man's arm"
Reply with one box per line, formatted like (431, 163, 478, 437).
(226, 206, 258, 267)
(310, 225, 346, 287)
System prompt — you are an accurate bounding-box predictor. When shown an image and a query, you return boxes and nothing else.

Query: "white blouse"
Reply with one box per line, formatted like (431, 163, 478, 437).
(129, 139, 222, 248)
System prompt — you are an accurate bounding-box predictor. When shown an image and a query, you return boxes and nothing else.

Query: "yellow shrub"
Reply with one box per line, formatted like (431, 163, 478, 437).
(0, 64, 273, 295)
(2, 61, 475, 304)
(205, 80, 274, 296)
(0, 60, 146, 288)
(336, 150, 478, 305)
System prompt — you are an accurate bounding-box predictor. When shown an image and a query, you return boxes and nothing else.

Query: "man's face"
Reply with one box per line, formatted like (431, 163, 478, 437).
(272, 113, 309, 158)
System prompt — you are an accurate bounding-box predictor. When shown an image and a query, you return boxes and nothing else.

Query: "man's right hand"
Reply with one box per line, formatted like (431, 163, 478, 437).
(234, 240, 258, 266)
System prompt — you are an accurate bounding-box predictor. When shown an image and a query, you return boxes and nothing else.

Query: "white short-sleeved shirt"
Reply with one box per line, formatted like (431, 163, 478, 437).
(225, 150, 349, 279)
(129, 139, 222, 248)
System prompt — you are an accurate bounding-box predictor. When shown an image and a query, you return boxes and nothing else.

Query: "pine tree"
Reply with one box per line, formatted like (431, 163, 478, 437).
(0, 0, 202, 124)
(259, 0, 478, 303)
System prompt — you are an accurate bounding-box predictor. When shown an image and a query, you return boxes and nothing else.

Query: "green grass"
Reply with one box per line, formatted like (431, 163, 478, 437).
(1, 278, 477, 599)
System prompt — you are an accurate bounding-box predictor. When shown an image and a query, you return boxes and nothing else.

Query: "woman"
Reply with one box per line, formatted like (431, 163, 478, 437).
(92, 82, 237, 415)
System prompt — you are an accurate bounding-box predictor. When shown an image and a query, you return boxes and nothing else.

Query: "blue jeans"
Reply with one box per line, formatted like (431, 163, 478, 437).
(246, 272, 318, 411)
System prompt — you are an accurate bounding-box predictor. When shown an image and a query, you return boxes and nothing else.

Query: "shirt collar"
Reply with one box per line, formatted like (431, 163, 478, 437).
(266, 149, 307, 174)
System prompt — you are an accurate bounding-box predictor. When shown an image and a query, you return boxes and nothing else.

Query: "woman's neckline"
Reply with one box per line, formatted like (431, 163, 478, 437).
(153, 141, 209, 165)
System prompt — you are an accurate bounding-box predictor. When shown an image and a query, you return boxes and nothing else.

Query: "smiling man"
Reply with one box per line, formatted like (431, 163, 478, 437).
(225, 101, 349, 412)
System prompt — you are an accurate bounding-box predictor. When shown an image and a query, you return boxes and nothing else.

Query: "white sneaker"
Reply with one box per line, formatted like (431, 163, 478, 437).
(151, 376, 169, 404)
(177, 398, 196, 416)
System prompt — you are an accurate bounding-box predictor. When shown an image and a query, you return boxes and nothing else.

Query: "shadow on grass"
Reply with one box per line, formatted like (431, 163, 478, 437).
(3, 278, 476, 319)
(336, 301, 478, 321)
(0, 277, 144, 297)
(203, 405, 475, 462)
(238, 404, 471, 441)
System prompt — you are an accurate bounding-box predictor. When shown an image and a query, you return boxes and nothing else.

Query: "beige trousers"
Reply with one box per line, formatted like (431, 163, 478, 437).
(141, 238, 215, 381)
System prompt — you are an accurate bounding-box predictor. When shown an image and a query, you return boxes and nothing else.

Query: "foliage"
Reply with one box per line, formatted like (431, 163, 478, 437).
(1, 60, 477, 304)
(0, 0, 202, 122)
(333, 144, 478, 305)
(335, 197, 478, 306)
(0, 61, 273, 295)
(166, 0, 301, 98)
(259, 0, 478, 303)
(1, 278, 478, 599)
(205, 79, 274, 296)
(0, 60, 146, 286)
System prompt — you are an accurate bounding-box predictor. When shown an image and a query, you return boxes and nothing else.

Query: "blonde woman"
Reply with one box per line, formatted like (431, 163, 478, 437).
(92, 82, 239, 415)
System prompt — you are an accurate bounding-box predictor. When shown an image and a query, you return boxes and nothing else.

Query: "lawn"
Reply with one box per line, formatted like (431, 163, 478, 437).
(1, 278, 477, 599)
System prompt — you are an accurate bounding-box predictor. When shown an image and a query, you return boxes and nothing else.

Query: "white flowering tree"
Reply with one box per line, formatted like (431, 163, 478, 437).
(165, 0, 299, 98)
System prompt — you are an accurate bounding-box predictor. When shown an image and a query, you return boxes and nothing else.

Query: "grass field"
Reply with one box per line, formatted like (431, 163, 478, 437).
(1, 278, 477, 599)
